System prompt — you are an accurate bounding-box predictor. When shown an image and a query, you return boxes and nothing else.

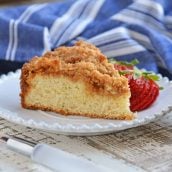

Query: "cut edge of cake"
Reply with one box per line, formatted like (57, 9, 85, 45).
(20, 41, 135, 120)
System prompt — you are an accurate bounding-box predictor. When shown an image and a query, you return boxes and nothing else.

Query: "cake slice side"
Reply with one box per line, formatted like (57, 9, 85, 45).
(21, 74, 133, 120)
(20, 41, 134, 120)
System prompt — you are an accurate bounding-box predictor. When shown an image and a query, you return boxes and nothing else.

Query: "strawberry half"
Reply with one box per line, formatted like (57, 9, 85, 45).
(128, 76, 159, 112)
(112, 59, 160, 112)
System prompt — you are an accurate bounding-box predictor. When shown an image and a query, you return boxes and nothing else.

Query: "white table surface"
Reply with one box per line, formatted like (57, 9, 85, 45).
(0, 110, 172, 172)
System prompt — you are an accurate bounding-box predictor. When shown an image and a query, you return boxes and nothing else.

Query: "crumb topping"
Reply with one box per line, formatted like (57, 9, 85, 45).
(21, 41, 130, 96)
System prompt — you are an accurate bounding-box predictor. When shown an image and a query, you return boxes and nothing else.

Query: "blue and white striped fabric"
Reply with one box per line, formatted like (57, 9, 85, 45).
(0, 0, 172, 78)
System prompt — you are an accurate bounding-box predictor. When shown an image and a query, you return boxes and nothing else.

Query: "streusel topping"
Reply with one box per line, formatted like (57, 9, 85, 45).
(21, 41, 129, 96)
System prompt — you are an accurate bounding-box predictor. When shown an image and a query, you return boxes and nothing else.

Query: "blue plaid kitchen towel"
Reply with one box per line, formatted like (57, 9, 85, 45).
(0, 0, 172, 78)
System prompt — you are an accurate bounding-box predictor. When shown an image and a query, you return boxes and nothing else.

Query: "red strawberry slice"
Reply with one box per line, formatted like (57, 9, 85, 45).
(114, 63, 160, 112)
(134, 79, 159, 111)
(114, 63, 134, 71)
(129, 77, 149, 109)
(129, 77, 159, 111)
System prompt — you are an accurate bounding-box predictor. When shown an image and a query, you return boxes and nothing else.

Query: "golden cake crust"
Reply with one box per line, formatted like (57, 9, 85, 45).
(22, 103, 134, 120)
(21, 41, 129, 102)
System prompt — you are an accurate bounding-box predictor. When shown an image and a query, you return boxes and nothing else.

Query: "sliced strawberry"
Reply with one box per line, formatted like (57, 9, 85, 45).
(114, 63, 134, 71)
(112, 59, 138, 71)
(113, 61, 160, 112)
(129, 77, 159, 112)
(129, 77, 149, 110)
(135, 80, 159, 111)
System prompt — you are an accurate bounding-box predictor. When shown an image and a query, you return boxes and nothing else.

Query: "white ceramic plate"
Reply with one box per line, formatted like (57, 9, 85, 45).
(0, 70, 172, 136)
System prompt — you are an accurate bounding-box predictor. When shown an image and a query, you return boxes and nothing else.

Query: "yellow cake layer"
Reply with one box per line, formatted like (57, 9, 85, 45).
(24, 75, 134, 120)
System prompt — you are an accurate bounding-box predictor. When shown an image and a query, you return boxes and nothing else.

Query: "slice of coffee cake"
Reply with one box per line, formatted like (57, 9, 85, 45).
(20, 41, 134, 120)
